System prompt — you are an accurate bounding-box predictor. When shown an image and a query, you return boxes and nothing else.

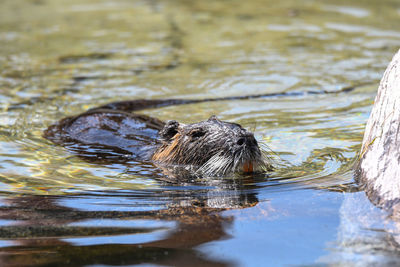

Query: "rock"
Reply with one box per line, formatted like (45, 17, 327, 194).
(356, 49, 400, 209)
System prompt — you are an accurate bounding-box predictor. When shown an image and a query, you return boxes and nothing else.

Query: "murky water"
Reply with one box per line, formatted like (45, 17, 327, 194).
(0, 0, 400, 266)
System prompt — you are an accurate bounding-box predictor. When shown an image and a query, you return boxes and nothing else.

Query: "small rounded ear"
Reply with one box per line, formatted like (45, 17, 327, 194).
(159, 120, 180, 141)
(208, 115, 221, 122)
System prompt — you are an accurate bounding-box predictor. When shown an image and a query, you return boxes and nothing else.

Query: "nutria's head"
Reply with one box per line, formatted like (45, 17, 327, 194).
(152, 115, 272, 176)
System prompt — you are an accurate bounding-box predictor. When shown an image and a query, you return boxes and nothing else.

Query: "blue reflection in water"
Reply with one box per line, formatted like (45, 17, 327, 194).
(198, 189, 343, 266)
(62, 229, 172, 246)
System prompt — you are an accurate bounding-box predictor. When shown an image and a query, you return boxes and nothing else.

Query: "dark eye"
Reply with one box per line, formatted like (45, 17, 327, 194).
(189, 129, 205, 139)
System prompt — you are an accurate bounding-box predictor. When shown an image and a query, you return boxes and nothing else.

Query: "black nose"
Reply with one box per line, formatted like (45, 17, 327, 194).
(236, 134, 257, 147)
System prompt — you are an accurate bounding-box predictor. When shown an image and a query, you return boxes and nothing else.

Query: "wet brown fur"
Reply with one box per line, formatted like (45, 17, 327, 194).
(44, 99, 271, 176)
(152, 133, 182, 163)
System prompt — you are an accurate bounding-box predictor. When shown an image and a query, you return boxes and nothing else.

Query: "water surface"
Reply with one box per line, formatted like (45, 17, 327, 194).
(0, 0, 400, 266)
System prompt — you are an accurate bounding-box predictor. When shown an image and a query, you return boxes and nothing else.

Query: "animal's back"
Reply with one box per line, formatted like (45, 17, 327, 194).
(44, 109, 164, 162)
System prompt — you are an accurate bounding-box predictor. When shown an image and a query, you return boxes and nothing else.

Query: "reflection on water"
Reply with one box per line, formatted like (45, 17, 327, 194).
(319, 192, 400, 267)
(1, 0, 400, 265)
(0, 179, 257, 266)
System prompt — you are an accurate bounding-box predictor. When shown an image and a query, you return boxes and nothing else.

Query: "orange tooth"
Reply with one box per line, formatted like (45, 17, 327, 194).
(243, 162, 253, 173)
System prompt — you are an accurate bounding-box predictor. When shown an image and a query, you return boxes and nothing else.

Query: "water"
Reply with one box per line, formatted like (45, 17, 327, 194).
(0, 0, 400, 266)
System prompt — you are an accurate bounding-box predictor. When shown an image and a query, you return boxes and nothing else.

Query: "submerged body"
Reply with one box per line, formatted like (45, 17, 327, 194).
(44, 99, 271, 177)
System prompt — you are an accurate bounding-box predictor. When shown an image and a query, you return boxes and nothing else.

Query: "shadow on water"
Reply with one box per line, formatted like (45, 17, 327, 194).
(0, 177, 260, 266)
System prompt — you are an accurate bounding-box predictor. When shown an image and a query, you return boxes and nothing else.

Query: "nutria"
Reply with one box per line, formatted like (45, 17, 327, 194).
(44, 98, 271, 177)
(44, 83, 364, 177)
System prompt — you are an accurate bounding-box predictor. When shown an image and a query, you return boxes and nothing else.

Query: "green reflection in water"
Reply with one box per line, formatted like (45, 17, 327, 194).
(0, 0, 398, 195)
